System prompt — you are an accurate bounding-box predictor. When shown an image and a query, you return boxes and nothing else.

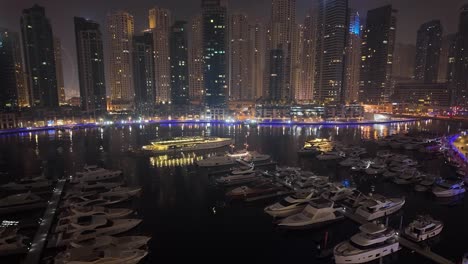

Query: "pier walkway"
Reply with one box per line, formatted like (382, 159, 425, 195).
(337, 208, 454, 264)
(23, 178, 66, 264)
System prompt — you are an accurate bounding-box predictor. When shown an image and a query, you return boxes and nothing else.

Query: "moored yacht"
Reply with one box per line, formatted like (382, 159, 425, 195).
(196, 156, 236, 167)
(1, 176, 51, 191)
(0, 228, 26, 253)
(71, 166, 122, 183)
(70, 235, 151, 250)
(316, 151, 345, 161)
(0, 192, 45, 214)
(230, 165, 255, 175)
(242, 152, 271, 164)
(404, 215, 443, 242)
(432, 180, 466, 197)
(216, 173, 260, 187)
(355, 195, 405, 220)
(264, 191, 318, 218)
(142, 136, 233, 154)
(277, 198, 344, 229)
(71, 181, 123, 191)
(226, 182, 282, 200)
(62, 193, 129, 208)
(321, 185, 355, 202)
(55, 246, 147, 264)
(334, 223, 400, 264)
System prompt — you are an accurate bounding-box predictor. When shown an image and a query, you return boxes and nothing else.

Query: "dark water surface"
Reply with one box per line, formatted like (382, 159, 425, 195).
(0, 120, 467, 264)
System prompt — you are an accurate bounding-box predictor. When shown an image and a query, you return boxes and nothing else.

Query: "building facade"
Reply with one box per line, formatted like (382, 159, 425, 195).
(149, 7, 172, 104)
(133, 31, 155, 115)
(344, 9, 361, 103)
(393, 82, 450, 107)
(452, 5, 468, 106)
(359, 5, 397, 104)
(53, 37, 66, 105)
(20, 4, 58, 108)
(392, 43, 416, 83)
(170, 21, 190, 105)
(202, 0, 228, 107)
(268, 49, 284, 102)
(414, 20, 443, 83)
(106, 11, 135, 111)
(297, 11, 317, 103)
(249, 23, 265, 100)
(314, 0, 348, 104)
(74, 17, 107, 114)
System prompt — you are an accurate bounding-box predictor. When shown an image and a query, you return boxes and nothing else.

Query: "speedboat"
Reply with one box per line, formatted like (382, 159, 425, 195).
(277, 198, 344, 229)
(404, 215, 443, 242)
(355, 195, 405, 221)
(196, 156, 236, 167)
(70, 235, 151, 249)
(216, 173, 260, 187)
(316, 151, 345, 161)
(334, 223, 400, 264)
(432, 180, 465, 198)
(0, 192, 44, 214)
(321, 185, 355, 202)
(56, 206, 134, 232)
(1, 176, 51, 191)
(264, 191, 318, 218)
(226, 182, 282, 200)
(55, 246, 147, 264)
(71, 165, 122, 184)
(0, 228, 26, 252)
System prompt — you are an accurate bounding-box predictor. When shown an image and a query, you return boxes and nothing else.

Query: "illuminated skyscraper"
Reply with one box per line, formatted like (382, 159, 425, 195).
(229, 13, 251, 101)
(20, 4, 58, 108)
(249, 23, 265, 100)
(297, 11, 317, 102)
(106, 11, 135, 111)
(344, 9, 361, 103)
(452, 5, 468, 106)
(149, 7, 172, 104)
(188, 15, 204, 103)
(54, 37, 66, 105)
(170, 21, 189, 105)
(414, 20, 442, 83)
(133, 31, 155, 114)
(359, 5, 397, 104)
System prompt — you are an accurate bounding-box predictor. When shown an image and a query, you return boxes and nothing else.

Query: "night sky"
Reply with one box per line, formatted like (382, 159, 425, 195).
(0, 0, 465, 98)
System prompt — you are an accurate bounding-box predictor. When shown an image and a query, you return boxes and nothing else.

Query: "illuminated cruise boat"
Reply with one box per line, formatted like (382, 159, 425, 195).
(142, 137, 233, 154)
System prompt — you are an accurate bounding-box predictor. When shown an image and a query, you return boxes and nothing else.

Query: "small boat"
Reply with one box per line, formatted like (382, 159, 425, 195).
(404, 215, 443, 242)
(71, 165, 122, 184)
(54, 246, 147, 264)
(432, 180, 465, 198)
(226, 182, 282, 200)
(216, 173, 260, 187)
(334, 223, 400, 263)
(355, 195, 405, 221)
(1, 176, 51, 191)
(0, 192, 45, 214)
(70, 235, 151, 249)
(277, 198, 344, 229)
(264, 191, 318, 218)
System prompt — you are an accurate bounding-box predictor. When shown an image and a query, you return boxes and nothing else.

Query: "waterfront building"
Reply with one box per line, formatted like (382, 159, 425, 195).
(133, 31, 155, 115)
(170, 21, 190, 105)
(414, 20, 443, 83)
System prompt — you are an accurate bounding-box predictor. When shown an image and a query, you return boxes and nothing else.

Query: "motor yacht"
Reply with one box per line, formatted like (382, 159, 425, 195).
(404, 215, 443, 242)
(334, 223, 400, 263)
(264, 191, 318, 218)
(100, 187, 142, 198)
(55, 246, 147, 264)
(0, 228, 26, 253)
(241, 152, 271, 164)
(1, 176, 51, 191)
(230, 165, 255, 175)
(216, 173, 260, 187)
(297, 145, 320, 156)
(376, 150, 393, 159)
(277, 198, 344, 229)
(226, 182, 282, 200)
(71, 166, 122, 184)
(432, 180, 466, 197)
(70, 235, 151, 250)
(142, 136, 233, 154)
(196, 156, 236, 167)
(339, 157, 361, 167)
(71, 181, 123, 191)
(0, 192, 44, 214)
(355, 195, 405, 220)
(316, 151, 345, 161)
(321, 185, 355, 201)
(62, 193, 129, 208)
(341, 190, 370, 209)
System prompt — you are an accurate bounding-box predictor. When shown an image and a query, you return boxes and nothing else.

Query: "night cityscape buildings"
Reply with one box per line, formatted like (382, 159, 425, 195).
(452, 4, 468, 106)
(414, 20, 443, 84)
(53, 37, 66, 105)
(170, 21, 190, 105)
(133, 31, 155, 114)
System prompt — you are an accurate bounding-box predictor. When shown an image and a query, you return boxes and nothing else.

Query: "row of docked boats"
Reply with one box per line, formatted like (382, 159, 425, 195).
(373, 134, 438, 151)
(51, 165, 150, 264)
(196, 150, 271, 168)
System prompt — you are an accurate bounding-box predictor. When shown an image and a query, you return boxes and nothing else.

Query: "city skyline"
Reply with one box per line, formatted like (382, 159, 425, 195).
(1, 0, 466, 98)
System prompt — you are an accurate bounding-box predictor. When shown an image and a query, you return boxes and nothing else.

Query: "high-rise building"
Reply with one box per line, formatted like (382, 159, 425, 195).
(446, 34, 458, 84)
(20, 4, 58, 108)
(359, 5, 397, 104)
(202, 0, 227, 107)
(314, 0, 348, 104)
(297, 10, 317, 102)
(414, 20, 443, 83)
(188, 15, 204, 103)
(265, 0, 296, 102)
(133, 31, 155, 114)
(170, 21, 189, 105)
(148, 7, 172, 104)
(0, 29, 28, 110)
(438, 34, 455, 83)
(269, 49, 284, 101)
(291, 24, 304, 102)
(74, 17, 107, 114)
(54, 37, 66, 105)
(229, 13, 251, 101)
(452, 5, 468, 106)
(393, 43, 416, 82)
(106, 11, 135, 111)
(249, 23, 265, 100)
(344, 9, 361, 103)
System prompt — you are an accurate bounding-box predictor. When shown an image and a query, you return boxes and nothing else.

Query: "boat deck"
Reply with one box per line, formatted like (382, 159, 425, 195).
(23, 178, 66, 264)
(337, 207, 454, 264)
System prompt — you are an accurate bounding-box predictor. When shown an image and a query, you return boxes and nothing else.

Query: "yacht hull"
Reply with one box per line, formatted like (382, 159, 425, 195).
(278, 214, 344, 230)
(334, 241, 400, 264)
(404, 225, 443, 242)
(356, 202, 405, 221)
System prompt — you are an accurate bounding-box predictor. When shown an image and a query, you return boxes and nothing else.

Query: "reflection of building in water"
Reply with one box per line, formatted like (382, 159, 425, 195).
(150, 153, 203, 168)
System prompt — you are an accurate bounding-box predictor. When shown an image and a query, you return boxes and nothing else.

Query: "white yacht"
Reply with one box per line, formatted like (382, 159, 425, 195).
(56, 207, 134, 232)
(100, 187, 142, 198)
(355, 195, 405, 221)
(196, 156, 236, 167)
(70, 235, 151, 249)
(264, 191, 318, 218)
(71, 166, 122, 183)
(0, 192, 44, 214)
(334, 223, 400, 264)
(216, 173, 260, 186)
(277, 198, 343, 229)
(316, 151, 345, 161)
(432, 180, 466, 197)
(341, 190, 370, 209)
(0, 228, 26, 252)
(1, 176, 50, 191)
(55, 216, 142, 247)
(404, 215, 443, 242)
(72, 181, 123, 191)
(55, 246, 147, 264)
(62, 193, 129, 208)
(142, 136, 233, 154)
(321, 185, 355, 202)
